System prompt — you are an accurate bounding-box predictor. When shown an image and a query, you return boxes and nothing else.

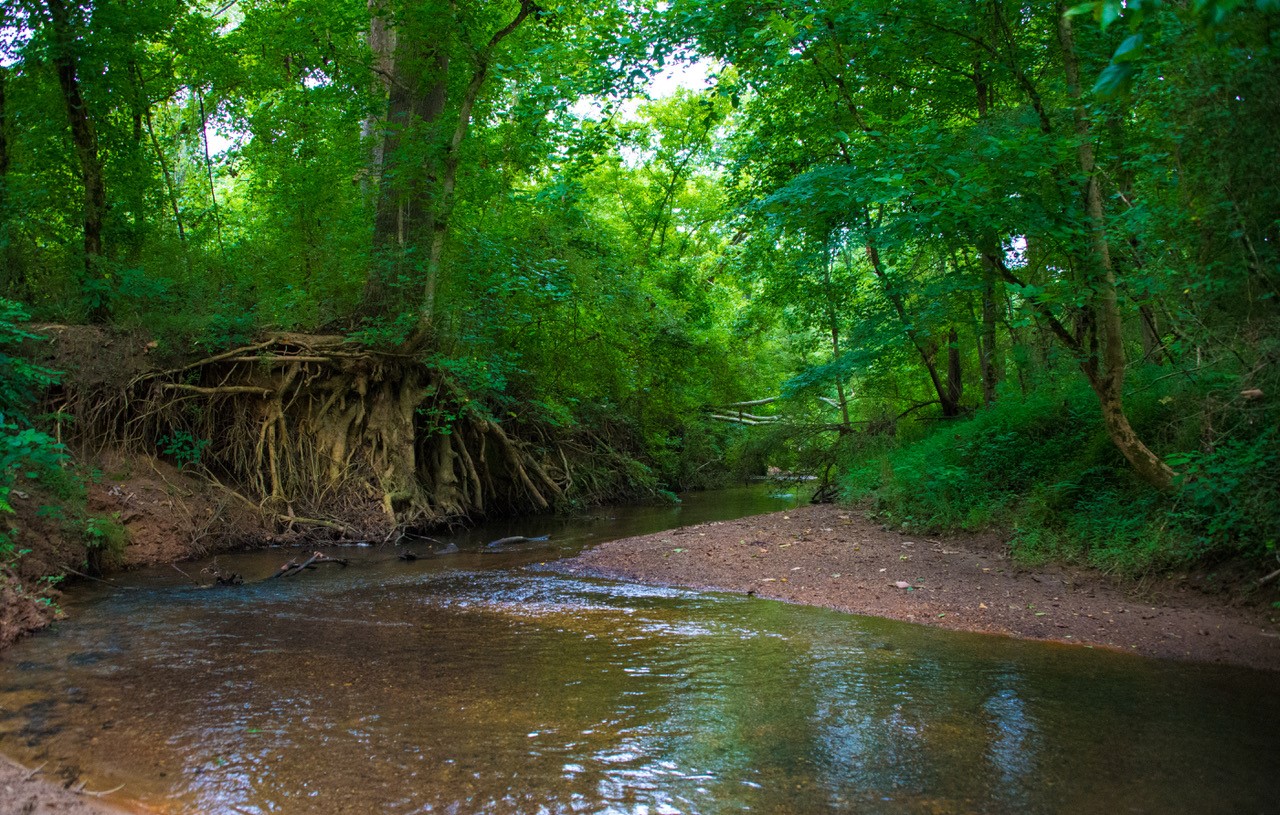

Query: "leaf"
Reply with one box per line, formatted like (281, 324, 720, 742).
(1099, 0, 1123, 29)
(1064, 1, 1099, 16)
(1093, 63, 1134, 99)
(1112, 33, 1144, 63)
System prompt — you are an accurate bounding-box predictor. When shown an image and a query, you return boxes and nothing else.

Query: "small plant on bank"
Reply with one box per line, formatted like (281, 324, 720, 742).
(81, 513, 127, 574)
(158, 430, 211, 471)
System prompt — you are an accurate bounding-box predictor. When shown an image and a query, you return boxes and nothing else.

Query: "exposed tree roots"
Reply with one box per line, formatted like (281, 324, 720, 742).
(39, 331, 643, 538)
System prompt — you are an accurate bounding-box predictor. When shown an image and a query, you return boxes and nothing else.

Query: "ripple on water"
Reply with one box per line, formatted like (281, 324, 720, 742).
(0, 493, 1277, 814)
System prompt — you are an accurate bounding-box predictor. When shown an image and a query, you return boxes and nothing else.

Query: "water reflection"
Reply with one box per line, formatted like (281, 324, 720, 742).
(0, 487, 1275, 814)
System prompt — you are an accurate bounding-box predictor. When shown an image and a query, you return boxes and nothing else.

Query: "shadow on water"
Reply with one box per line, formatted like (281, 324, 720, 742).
(0, 484, 1276, 814)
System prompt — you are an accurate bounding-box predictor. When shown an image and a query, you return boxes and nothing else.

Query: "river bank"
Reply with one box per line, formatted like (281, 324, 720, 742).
(0, 754, 133, 814)
(552, 503, 1280, 672)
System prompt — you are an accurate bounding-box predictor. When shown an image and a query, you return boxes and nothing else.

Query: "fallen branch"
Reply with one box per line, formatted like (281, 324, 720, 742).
(269, 551, 350, 579)
(170, 564, 203, 587)
(78, 782, 126, 798)
(1259, 567, 1280, 587)
(486, 534, 550, 548)
(61, 566, 141, 590)
(708, 414, 781, 425)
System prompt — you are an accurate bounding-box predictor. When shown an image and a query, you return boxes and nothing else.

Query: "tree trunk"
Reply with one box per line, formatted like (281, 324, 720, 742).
(976, 244, 1004, 405)
(417, 0, 537, 331)
(865, 235, 960, 418)
(365, 4, 451, 312)
(944, 326, 963, 417)
(825, 247, 852, 432)
(0, 64, 17, 297)
(972, 46, 1003, 406)
(1057, 11, 1173, 491)
(45, 0, 108, 321)
(361, 0, 397, 200)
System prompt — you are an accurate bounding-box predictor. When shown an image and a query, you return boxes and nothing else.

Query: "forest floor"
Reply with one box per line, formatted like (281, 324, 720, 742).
(553, 503, 1280, 672)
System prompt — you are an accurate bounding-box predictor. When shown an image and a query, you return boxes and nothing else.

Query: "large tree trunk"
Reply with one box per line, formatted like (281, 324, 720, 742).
(360, 0, 536, 328)
(45, 0, 108, 322)
(1057, 11, 1173, 491)
(416, 0, 537, 331)
(361, 0, 397, 199)
(365, 1, 451, 312)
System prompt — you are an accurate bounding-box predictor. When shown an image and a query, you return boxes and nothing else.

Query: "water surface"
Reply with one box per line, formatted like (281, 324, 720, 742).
(0, 486, 1275, 814)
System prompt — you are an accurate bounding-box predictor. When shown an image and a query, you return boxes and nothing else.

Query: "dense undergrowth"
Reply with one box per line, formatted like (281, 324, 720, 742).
(842, 368, 1280, 575)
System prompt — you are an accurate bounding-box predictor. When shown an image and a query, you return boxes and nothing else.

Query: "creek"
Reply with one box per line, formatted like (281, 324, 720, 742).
(0, 485, 1276, 814)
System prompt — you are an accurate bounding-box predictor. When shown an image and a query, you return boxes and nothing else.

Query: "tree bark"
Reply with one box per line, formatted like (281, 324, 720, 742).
(417, 0, 537, 331)
(44, 0, 108, 321)
(1056, 11, 1174, 491)
(976, 243, 1004, 405)
(365, 1, 451, 312)
(944, 326, 963, 415)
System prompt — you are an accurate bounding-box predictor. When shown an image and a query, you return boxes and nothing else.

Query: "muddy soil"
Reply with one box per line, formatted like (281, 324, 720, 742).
(1, 450, 281, 651)
(554, 504, 1280, 672)
(0, 755, 132, 814)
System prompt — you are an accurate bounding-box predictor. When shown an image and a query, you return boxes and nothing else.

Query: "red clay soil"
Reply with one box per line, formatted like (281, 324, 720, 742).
(556, 503, 1280, 672)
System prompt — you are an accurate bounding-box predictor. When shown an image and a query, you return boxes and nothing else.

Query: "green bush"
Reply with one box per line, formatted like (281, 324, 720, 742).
(0, 301, 67, 563)
(839, 369, 1277, 575)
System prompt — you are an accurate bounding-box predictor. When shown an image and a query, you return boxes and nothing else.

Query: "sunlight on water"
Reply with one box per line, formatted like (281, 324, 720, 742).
(0, 487, 1275, 814)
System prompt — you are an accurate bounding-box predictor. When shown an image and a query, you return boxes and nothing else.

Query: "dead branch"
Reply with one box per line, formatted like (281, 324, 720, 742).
(225, 355, 338, 364)
(77, 783, 126, 798)
(708, 414, 780, 426)
(170, 564, 203, 587)
(270, 551, 350, 579)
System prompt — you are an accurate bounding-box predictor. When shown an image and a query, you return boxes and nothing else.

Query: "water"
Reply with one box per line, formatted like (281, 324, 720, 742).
(0, 485, 1276, 814)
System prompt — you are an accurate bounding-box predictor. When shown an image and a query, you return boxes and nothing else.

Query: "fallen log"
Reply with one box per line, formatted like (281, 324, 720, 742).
(486, 534, 550, 549)
(269, 551, 350, 579)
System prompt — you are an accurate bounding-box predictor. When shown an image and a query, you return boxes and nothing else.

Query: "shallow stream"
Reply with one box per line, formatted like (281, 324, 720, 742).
(0, 486, 1276, 814)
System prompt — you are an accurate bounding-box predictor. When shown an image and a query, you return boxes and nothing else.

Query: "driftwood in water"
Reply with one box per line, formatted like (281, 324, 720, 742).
(401, 539, 463, 560)
(486, 534, 550, 549)
(269, 551, 350, 579)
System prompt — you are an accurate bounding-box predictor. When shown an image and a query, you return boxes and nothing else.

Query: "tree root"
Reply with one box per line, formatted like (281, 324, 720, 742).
(41, 332, 618, 538)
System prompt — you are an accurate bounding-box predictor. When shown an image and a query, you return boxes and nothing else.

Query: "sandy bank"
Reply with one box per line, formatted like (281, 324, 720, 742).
(553, 504, 1280, 672)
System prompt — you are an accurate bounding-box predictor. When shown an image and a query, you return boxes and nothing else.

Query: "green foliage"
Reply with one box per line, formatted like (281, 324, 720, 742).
(0, 301, 66, 562)
(0, 0, 1275, 579)
(843, 370, 1279, 574)
(157, 430, 211, 471)
(1169, 426, 1280, 560)
(81, 513, 128, 568)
